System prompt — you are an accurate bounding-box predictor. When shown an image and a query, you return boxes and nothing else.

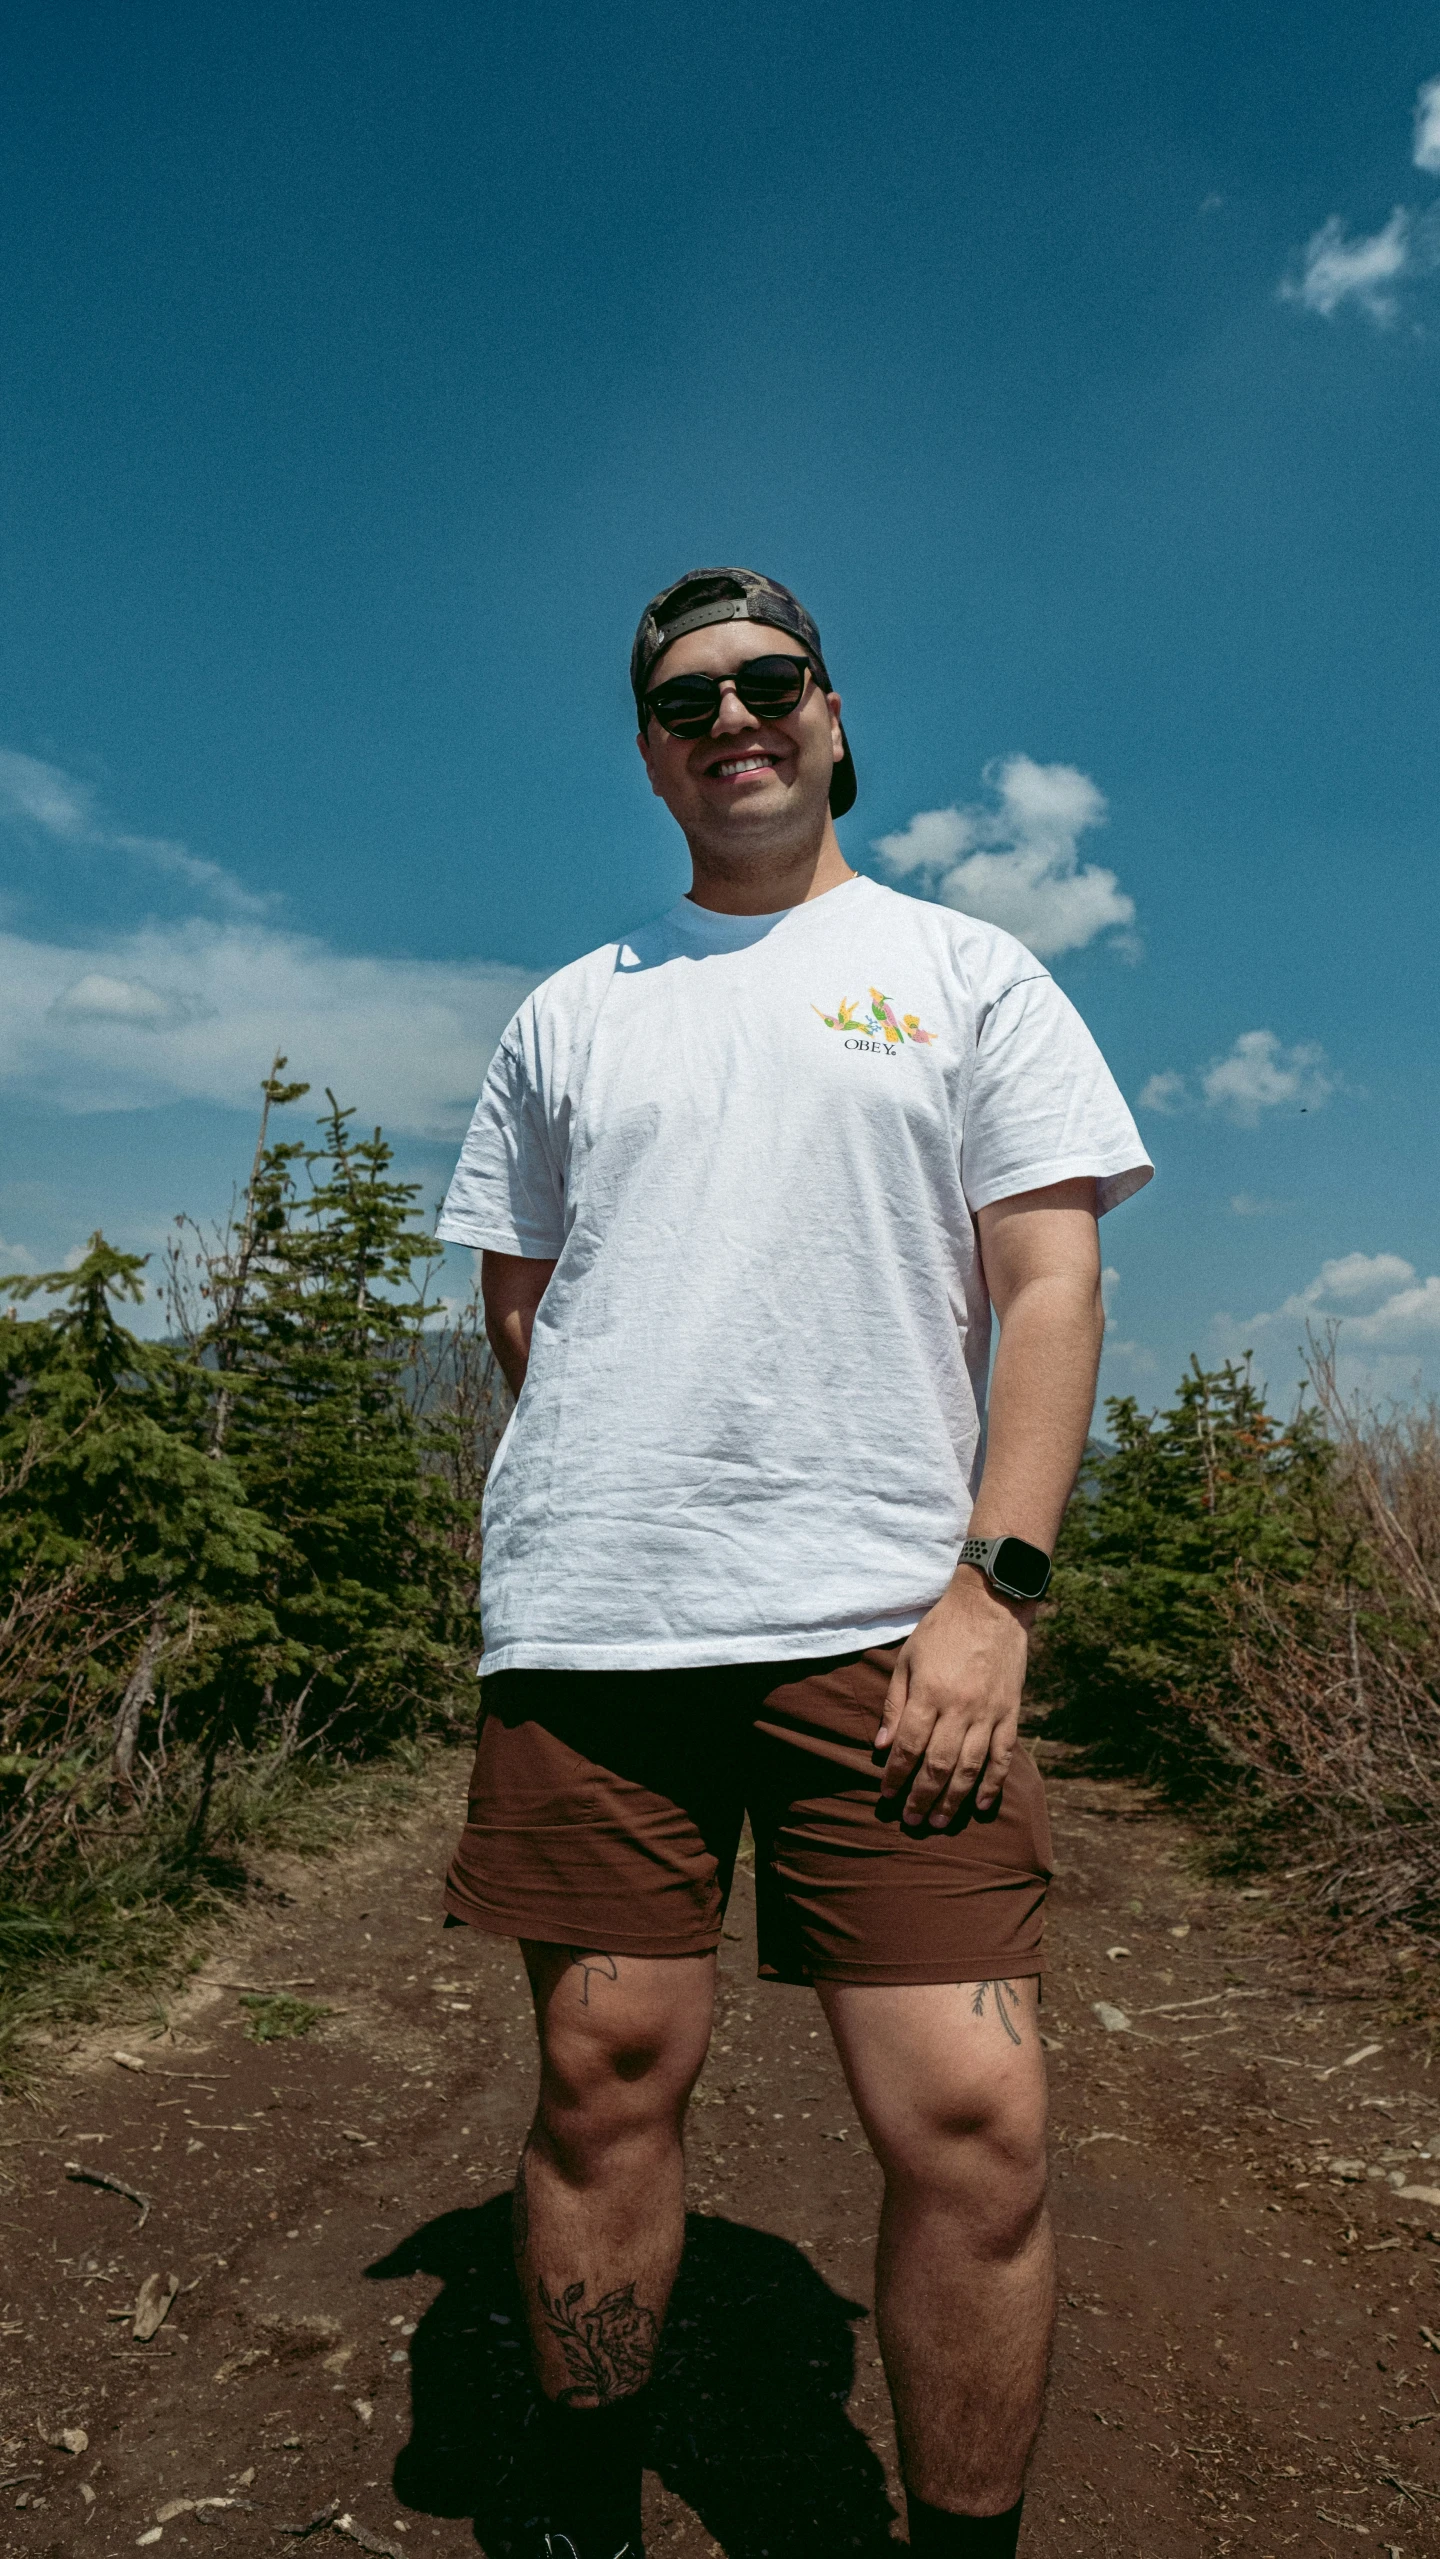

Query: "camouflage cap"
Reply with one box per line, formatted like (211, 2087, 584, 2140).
(631, 565, 857, 818)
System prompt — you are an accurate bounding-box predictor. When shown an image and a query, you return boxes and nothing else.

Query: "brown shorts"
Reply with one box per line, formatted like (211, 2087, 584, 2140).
(443, 1647, 1052, 1987)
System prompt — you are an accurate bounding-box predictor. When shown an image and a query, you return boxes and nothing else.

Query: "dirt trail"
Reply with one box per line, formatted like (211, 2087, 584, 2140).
(3, 1737, 1439, 2559)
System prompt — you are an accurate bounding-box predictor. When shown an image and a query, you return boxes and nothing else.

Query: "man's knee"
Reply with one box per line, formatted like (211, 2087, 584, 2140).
(865, 2070, 1050, 2256)
(525, 1944, 712, 2171)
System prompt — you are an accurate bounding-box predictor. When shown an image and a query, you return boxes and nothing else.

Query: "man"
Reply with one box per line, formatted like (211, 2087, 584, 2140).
(437, 567, 1151, 2559)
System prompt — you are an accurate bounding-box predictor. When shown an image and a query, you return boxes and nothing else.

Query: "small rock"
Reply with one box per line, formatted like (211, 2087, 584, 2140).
(156, 2500, 196, 2523)
(111, 2052, 147, 2073)
(1093, 2001, 1131, 2034)
(1394, 2184, 1440, 2207)
(1327, 2159, 1366, 2181)
(1168, 1923, 1190, 1938)
(133, 2274, 179, 2343)
(351, 2399, 374, 2428)
(41, 2426, 89, 2456)
(137, 2533, 163, 2547)
(1105, 1945, 1131, 1961)
(81, 2486, 96, 2507)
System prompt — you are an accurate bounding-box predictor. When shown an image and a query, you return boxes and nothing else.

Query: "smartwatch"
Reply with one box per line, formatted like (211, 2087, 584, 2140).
(959, 1534, 1053, 1603)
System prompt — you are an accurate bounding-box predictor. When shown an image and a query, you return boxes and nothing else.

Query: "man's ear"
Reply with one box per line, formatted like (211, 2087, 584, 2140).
(637, 729, 666, 800)
(826, 690, 844, 765)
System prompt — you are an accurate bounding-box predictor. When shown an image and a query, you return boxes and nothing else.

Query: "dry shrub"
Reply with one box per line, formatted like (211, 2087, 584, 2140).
(0, 1570, 146, 1884)
(1208, 1344, 1440, 1936)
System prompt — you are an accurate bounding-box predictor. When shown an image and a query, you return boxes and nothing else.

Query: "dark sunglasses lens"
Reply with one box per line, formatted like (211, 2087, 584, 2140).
(648, 678, 721, 737)
(735, 656, 808, 718)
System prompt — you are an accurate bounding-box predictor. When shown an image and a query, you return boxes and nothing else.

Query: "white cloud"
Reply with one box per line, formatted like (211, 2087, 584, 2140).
(1200, 1028, 1335, 1122)
(0, 744, 539, 1139)
(1140, 1029, 1335, 1123)
(1312, 1249, 1417, 1305)
(1214, 1249, 1440, 1401)
(0, 746, 270, 915)
(1281, 74, 1440, 326)
(1229, 1192, 1286, 1218)
(1096, 1263, 1155, 1370)
(0, 919, 538, 1138)
(872, 754, 1137, 959)
(1138, 1069, 1187, 1116)
(1283, 208, 1414, 323)
(50, 971, 203, 1029)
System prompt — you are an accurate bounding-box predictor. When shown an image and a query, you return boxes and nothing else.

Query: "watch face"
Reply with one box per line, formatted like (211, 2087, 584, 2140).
(990, 1536, 1052, 1601)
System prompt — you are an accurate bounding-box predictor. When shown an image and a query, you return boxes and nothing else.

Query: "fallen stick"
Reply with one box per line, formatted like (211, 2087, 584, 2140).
(64, 2161, 152, 2227)
(334, 2516, 406, 2559)
(112, 2054, 224, 2083)
(196, 1977, 317, 1992)
(0, 2475, 42, 2493)
(280, 2502, 341, 2541)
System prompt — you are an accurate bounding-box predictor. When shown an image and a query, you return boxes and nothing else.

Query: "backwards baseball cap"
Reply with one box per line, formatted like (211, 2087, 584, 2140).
(631, 565, 857, 819)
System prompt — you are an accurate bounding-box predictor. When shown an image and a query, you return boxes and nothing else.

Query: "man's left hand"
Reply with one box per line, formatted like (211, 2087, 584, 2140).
(875, 1569, 1033, 1826)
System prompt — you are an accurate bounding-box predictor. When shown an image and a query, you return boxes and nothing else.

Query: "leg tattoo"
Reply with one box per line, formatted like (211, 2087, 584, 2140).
(537, 2274, 660, 2403)
(970, 1978, 1024, 2046)
(567, 1949, 620, 2006)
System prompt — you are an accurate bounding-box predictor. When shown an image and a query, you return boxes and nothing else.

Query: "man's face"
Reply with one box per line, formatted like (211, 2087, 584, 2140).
(637, 620, 844, 847)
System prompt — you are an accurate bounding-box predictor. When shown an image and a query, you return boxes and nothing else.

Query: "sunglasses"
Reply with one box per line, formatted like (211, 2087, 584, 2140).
(643, 653, 816, 739)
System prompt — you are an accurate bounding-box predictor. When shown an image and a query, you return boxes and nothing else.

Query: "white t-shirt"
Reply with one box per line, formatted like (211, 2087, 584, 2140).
(439, 873, 1151, 1672)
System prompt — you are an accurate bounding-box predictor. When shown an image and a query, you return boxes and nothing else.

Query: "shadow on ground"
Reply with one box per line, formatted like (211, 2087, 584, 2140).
(368, 2196, 898, 2557)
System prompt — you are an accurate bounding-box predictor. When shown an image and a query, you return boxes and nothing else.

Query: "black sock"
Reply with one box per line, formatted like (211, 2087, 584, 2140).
(906, 2489, 1024, 2558)
(534, 2387, 650, 2556)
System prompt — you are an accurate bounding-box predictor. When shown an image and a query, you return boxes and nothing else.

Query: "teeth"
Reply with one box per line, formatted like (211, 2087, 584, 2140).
(717, 755, 770, 776)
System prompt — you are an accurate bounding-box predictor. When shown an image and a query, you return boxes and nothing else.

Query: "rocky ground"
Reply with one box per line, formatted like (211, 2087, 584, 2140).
(2, 1735, 1439, 2559)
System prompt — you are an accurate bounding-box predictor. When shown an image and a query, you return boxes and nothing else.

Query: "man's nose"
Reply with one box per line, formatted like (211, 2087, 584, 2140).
(709, 682, 759, 735)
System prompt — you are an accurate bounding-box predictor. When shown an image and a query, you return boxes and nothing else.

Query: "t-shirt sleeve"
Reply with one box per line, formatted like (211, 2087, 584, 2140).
(436, 1014, 566, 1256)
(960, 971, 1153, 1218)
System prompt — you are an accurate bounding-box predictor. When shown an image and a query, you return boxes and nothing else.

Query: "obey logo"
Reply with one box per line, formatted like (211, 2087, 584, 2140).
(812, 985, 937, 1051)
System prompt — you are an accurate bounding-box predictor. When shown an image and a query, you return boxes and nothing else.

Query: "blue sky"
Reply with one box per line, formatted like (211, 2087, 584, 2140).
(3, 0, 1439, 1409)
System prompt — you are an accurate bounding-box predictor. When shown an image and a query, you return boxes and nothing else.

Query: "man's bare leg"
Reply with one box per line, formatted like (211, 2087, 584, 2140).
(518, 1943, 715, 2397)
(514, 1944, 714, 2553)
(819, 1975, 1053, 2538)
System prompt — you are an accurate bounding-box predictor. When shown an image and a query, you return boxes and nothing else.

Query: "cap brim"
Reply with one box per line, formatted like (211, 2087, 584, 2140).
(830, 727, 857, 819)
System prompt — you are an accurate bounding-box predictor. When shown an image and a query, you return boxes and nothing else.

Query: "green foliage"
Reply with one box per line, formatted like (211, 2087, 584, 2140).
(1031, 1357, 1335, 1786)
(0, 1233, 275, 1610)
(0, 1056, 488, 2073)
(239, 1991, 331, 2042)
(175, 1071, 479, 1758)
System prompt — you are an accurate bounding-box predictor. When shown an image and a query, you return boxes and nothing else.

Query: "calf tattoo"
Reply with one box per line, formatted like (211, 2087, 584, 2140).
(567, 1948, 619, 2005)
(537, 2273, 660, 2403)
(971, 1977, 1024, 2045)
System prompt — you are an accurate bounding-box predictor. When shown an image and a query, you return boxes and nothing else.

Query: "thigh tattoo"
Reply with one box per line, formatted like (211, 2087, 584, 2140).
(970, 1978, 1024, 2046)
(567, 1949, 620, 2005)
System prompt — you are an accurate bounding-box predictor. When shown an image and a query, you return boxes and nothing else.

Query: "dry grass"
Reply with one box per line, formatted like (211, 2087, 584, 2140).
(1207, 1345, 1440, 1939)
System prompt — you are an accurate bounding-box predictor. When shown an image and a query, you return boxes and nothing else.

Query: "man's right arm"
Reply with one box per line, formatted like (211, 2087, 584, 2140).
(481, 1249, 558, 1398)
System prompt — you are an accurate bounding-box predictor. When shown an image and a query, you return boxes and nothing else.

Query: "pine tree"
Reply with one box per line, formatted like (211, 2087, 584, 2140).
(1030, 1357, 1334, 1784)
(181, 1074, 479, 1757)
(0, 1235, 276, 1790)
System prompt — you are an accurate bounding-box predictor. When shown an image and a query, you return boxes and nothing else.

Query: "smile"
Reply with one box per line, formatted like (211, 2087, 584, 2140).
(709, 752, 777, 780)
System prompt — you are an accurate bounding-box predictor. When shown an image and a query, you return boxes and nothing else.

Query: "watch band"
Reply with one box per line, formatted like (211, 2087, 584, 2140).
(959, 1534, 1053, 1602)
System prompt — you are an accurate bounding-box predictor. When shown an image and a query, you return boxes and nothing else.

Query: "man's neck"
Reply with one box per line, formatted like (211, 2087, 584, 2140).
(685, 822, 855, 917)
